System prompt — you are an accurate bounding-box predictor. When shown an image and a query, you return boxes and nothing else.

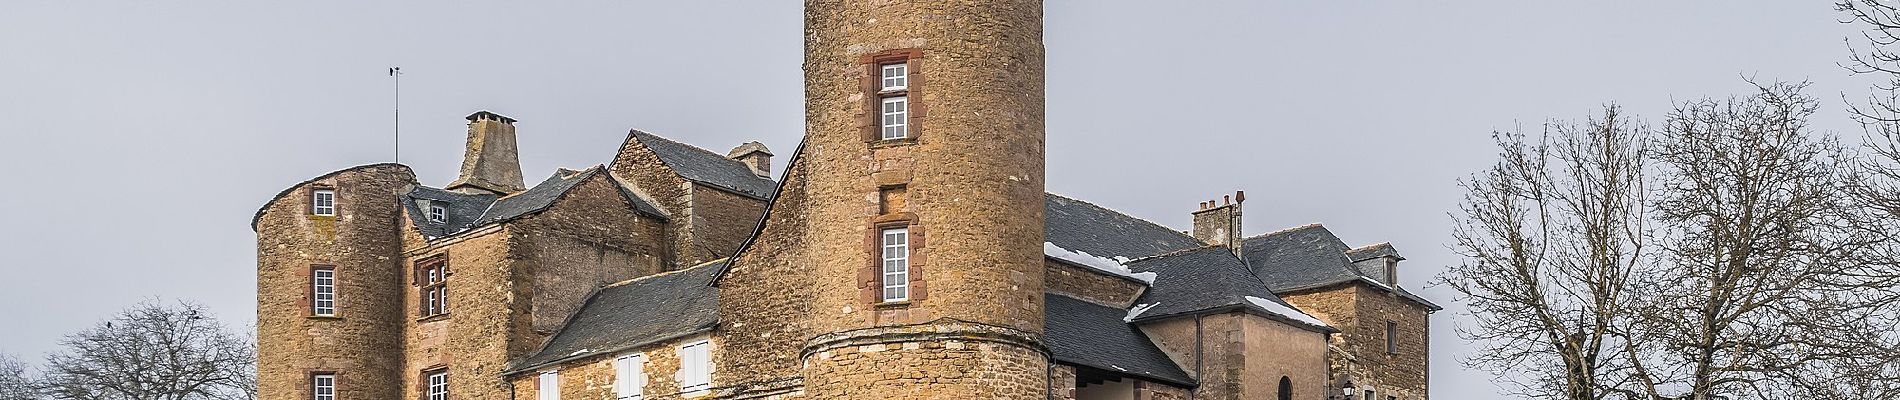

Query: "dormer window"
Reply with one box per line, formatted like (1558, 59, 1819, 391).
(428, 204, 447, 223)
(312, 189, 335, 216)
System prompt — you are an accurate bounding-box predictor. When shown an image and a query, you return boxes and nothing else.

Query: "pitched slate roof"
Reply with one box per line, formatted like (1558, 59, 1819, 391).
(1243, 224, 1362, 292)
(1127, 247, 1334, 332)
(626, 130, 777, 200)
(1346, 242, 1402, 262)
(1045, 293, 1196, 387)
(511, 260, 724, 373)
(400, 167, 667, 240)
(401, 186, 496, 238)
(1045, 193, 1204, 261)
(1243, 224, 1441, 310)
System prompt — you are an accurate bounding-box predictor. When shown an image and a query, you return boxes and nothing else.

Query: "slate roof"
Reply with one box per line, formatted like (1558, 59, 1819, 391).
(400, 167, 667, 240)
(1127, 247, 1334, 332)
(1243, 224, 1441, 310)
(626, 130, 778, 200)
(1045, 293, 1196, 387)
(511, 260, 724, 373)
(1045, 193, 1204, 261)
(1347, 242, 1403, 262)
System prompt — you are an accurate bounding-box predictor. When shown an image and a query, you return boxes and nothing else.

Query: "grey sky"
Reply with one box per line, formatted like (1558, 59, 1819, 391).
(0, 2, 1873, 398)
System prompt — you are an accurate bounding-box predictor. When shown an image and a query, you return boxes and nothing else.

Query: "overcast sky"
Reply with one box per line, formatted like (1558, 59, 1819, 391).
(0, 1, 1878, 398)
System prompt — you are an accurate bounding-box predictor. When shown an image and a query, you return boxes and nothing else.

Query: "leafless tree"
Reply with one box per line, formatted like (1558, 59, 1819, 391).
(1440, 105, 1652, 400)
(1629, 81, 1900, 400)
(0, 353, 38, 400)
(37, 300, 255, 400)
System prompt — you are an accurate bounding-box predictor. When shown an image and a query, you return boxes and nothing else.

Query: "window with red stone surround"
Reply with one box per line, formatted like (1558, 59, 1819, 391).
(414, 255, 449, 318)
(308, 370, 338, 400)
(860, 49, 925, 144)
(309, 185, 336, 216)
(862, 217, 927, 305)
(309, 265, 337, 317)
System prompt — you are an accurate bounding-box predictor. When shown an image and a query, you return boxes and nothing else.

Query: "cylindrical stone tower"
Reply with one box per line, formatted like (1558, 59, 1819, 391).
(799, 0, 1049, 398)
(254, 164, 413, 400)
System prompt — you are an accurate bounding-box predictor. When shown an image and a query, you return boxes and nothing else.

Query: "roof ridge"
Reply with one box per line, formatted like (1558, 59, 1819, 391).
(630, 129, 750, 169)
(602, 258, 728, 289)
(1124, 244, 1223, 264)
(1046, 192, 1196, 242)
(1243, 223, 1327, 241)
(1348, 242, 1393, 252)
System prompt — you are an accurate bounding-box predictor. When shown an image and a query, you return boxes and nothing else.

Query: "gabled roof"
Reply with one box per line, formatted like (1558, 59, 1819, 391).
(1045, 293, 1196, 387)
(625, 130, 777, 200)
(1244, 224, 1441, 311)
(1127, 247, 1334, 332)
(1045, 193, 1204, 261)
(401, 167, 667, 240)
(1347, 242, 1403, 262)
(510, 260, 724, 374)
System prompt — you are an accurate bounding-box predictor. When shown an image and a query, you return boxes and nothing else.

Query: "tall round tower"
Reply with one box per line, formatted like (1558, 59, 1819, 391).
(798, 0, 1048, 398)
(253, 164, 413, 400)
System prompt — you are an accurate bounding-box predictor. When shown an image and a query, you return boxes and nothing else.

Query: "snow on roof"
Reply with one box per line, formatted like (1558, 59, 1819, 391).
(1245, 296, 1331, 329)
(1124, 302, 1161, 323)
(1045, 242, 1157, 284)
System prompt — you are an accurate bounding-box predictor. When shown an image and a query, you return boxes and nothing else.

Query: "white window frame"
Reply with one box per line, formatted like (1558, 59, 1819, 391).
(312, 189, 336, 216)
(881, 228, 910, 302)
(880, 96, 908, 140)
(312, 373, 335, 400)
(538, 370, 560, 400)
(879, 63, 908, 91)
(678, 339, 712, 392)
(614, 353, 646, 399)
(426, 371, 448, 400)
(428, 204, 447, 223)
(312, 268, 336, 316)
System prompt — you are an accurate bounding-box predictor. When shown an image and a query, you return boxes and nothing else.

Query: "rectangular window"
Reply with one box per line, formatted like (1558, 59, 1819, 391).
(881, 228, 909, 302)
(614, 354, 645, 399)
(312, 267, 336, 316)
(1386, 321, 1399, 355)
(679, 340, 712, 392)
(419, 259, 449, 317)
(312, 373, 335, 400)
(428, 204, 447, 223)
(426, 371, 448, 400)
(538, 370, 559, 400)
(880, 96, 908, 140)
(312, 189, 336, 216)
(880, 63, 907, 91)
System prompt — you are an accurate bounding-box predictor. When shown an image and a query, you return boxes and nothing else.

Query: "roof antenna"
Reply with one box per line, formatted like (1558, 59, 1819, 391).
(390, 66, 402, 164)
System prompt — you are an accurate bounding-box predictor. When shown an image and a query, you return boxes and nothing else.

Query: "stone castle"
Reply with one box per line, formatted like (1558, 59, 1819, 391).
(251, 1, 1437, 399)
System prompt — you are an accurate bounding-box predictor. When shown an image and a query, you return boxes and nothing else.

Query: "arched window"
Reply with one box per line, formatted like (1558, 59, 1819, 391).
(1278, 376, 1293, 400)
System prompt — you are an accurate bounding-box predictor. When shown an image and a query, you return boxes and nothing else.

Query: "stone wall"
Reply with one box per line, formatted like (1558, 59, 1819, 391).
(394, 172, 668, 400)
(687, 184, 766, 262)
(715, 159, 816, 394)
(255, 164, 414, 400)
(803, 337, 1048, 399)
(1240, 313, 1330, 400)
(1044, 260, 1145, 308)
(1282, 284, 1432, 400)
(510, 335, 709, 400)
(1136, 311, 1330, 400)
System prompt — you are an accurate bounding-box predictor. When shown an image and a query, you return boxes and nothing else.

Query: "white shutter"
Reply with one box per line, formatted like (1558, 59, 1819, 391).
(615, 354, 644, 399)
(538, 370, 559, 400)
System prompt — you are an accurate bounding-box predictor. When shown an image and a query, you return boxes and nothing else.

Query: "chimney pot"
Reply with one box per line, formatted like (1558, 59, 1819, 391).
(1235, 190, 1246, 203)
(728, 141, 774, 178)
(447, 110, 527, 195)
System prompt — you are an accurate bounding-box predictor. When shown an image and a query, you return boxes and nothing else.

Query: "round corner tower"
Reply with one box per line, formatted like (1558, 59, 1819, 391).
(799, 0, 1048, 398)
(254, 164, 414, 400)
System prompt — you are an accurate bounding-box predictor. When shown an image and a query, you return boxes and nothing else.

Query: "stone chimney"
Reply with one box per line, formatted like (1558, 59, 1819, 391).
(1192, 191, 1246, 259)
(446, 111, 527, 195)
(727, 141, 773, 178)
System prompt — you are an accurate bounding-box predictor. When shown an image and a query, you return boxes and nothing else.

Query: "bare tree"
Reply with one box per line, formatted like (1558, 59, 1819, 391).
(37, 300, 255, 400)
(1631, 81, 1900, 400)
(0, 353, 37, 400)
(1440, 105, 1651, 400)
